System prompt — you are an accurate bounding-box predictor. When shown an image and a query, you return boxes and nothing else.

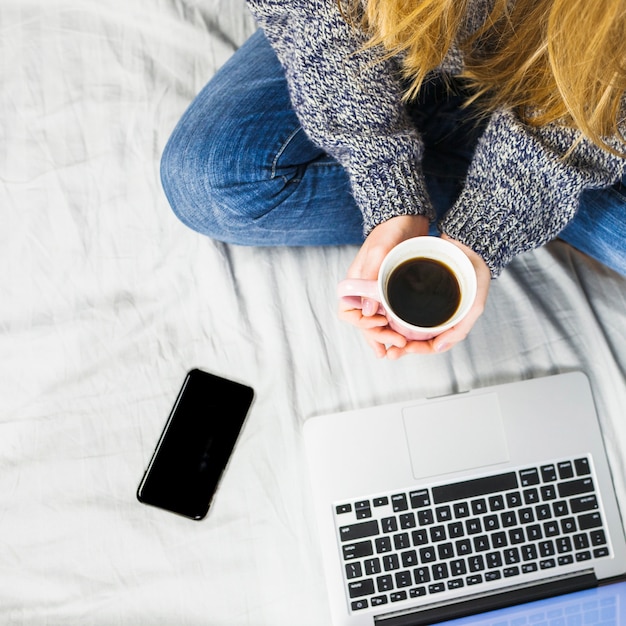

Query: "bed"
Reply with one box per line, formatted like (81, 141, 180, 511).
(1, 1, 625, 624)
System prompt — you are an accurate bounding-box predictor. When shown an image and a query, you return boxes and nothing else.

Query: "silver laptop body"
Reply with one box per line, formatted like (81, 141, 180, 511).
(302, 372, 626, 626)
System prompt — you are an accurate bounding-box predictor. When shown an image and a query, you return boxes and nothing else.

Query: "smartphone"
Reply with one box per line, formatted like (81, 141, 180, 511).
(137, 368, 254, 520)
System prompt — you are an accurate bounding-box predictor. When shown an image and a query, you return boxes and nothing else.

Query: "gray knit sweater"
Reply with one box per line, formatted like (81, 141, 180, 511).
(245, 0, 626, 276)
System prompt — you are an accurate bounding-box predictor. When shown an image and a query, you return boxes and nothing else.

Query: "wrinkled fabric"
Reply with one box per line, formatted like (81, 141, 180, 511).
(0, 2, 625, 625)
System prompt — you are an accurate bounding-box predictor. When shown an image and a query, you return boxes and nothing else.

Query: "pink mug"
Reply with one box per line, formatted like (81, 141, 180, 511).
(337, 237, 477, 341)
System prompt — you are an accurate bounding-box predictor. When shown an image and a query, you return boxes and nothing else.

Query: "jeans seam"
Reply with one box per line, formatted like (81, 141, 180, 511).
(271, 127, 302, 179)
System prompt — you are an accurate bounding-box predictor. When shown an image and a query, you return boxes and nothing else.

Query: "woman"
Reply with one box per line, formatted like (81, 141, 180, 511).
(160, 0, 626, 358)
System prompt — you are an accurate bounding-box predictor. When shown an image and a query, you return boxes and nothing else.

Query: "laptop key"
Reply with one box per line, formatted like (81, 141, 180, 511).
(340, 520, 379, 542)
(519, 468, 540, 486)
(375, 537, 392, 553)
(438, 542, 454, 559)
(523, 488, 539, 505)
(590, 529, 607, 546)
(409, 490, 430, 509)
(504, 548, 520, 564)
(560, 517, 577, 533)
(539, 541, 555, 557)
(574, 457, 591, 476)
(540, 464, 558, 482)
(348, 579, 375, 598)
(578, 512, 603, 530)
(395, 571, 412, 588)
(436, 505, 452, 522)
(392, 493, 408, 512)
(343, 540, 374, 560)
(556, 537, 573, 553)
(383, 554, 400, 571)
(540, 484, 557, 500)
(488, 495, 505, 511)
(558, 477, 594, 498)
(351, 599, 368, 611)
(393, 533, 410, 550)
(453, 502, 470, 518)
(432, 563, 449, 580)
(376, 575, 393, 592)
(432, 472, 518, 504)
(399, 512, 416, 529)
(400, 549, 418, 567)
(570, 495, 598, 513)
(413, 567, 430, 584)
(345, 562, 363, 579)
(471, 498, 487, 515)
(535, 504, 551, 520)
(418, 509, 435, 526)
(521, 544, 537, 561)
(430, 525, 446, 542)
(506, 492, 522, 508)
(419, 546, 437, 563)
(365, 558, 382, 575)
(558, 461, 574, 479)
(371, 595, 388, 606)
(355, 500, 372, 519)
(390, 591, 407, 602)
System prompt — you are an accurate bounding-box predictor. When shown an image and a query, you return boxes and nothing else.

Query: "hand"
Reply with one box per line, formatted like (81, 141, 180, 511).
(338, 218, 491, 358)
(338, 215, 428, 358)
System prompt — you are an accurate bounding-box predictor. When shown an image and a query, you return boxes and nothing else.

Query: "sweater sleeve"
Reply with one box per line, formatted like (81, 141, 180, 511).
(440, 108, 626, 276)
(245, 0, 435, 233)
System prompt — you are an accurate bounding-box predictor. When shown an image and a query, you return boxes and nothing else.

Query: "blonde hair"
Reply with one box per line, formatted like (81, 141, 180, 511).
(344, 0, 626, 154)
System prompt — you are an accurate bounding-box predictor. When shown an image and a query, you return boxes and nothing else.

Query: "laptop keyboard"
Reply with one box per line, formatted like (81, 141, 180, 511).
(334, 456, 611, 613)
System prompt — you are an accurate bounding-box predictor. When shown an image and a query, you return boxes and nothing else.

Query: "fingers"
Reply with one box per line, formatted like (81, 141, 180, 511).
(338, 308, 389, 330)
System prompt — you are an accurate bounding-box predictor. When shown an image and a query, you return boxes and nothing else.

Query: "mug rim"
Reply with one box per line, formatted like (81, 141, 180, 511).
(377, 236, 477, 334)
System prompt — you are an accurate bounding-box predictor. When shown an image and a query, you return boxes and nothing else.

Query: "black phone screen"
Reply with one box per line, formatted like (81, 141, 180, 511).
(137, 369, 254, 520)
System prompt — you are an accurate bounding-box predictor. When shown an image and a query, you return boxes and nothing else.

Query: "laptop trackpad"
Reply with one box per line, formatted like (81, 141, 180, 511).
(403, 392, 509, 480)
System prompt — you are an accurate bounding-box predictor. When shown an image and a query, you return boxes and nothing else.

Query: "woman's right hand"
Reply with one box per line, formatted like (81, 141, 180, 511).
(338, 215, 430, 358)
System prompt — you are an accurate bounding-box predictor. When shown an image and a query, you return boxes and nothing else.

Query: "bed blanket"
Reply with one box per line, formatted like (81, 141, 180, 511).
(1, 1, 625, 624)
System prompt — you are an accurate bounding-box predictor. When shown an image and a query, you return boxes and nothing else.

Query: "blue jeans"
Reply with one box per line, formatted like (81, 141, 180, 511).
(161, 29, 626, 275)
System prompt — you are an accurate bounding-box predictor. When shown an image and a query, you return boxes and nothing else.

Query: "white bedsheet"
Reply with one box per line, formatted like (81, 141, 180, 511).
(1, 1, 625, 624)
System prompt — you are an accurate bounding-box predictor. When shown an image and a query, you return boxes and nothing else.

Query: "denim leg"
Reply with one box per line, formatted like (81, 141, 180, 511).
(559, 178, 626, 276)
(160, 29, 364, 246)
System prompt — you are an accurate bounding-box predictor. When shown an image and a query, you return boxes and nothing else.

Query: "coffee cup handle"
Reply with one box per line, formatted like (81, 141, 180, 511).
(337, 279, 384, 313)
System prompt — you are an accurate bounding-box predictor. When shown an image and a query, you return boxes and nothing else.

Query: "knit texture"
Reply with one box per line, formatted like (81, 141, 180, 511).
(246, 0, 626, 275)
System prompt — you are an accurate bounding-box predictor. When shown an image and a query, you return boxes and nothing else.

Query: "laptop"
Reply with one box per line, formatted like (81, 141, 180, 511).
(302, 371, 626, 625)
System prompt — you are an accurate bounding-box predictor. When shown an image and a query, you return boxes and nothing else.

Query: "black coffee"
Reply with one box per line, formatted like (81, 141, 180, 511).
(386, 258, 461, 327)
